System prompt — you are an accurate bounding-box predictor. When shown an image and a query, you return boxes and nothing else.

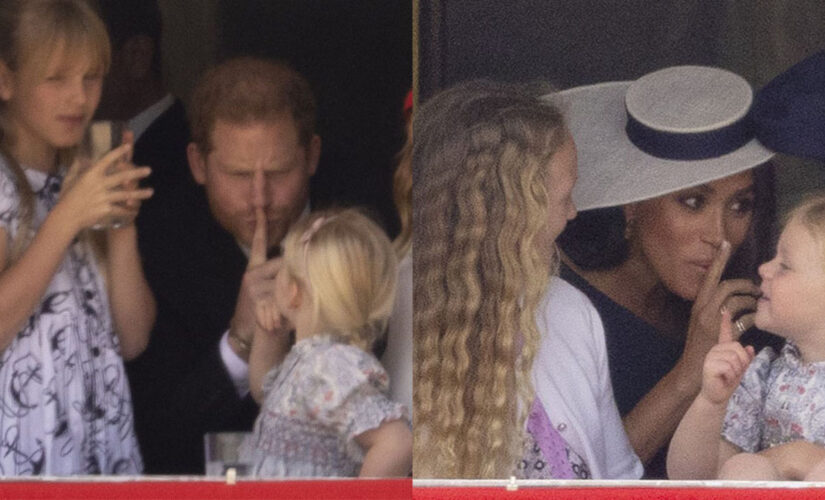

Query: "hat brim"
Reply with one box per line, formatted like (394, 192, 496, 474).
(552, 82, 775, 211)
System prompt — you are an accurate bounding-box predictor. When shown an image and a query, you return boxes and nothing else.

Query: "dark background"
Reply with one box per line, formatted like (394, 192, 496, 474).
(218, 1, 411, 235)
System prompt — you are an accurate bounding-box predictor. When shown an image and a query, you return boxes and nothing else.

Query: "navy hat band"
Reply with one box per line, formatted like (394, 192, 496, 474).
(625, 107, 754, 161)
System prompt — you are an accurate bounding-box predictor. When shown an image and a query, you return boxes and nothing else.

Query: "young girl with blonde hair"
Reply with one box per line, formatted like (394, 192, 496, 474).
(248, 208, 412, 477)
(669, 194, 825, 480)
(0, 0, 155, 474)
(414, 81, 644, 480)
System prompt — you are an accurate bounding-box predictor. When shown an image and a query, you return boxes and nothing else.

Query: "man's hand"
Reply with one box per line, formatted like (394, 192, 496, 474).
(228, 170, 287, 359)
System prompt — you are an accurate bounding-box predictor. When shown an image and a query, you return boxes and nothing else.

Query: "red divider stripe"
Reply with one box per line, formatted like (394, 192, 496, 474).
(412, 487, 825, 500)
(0, 479, 411, 500)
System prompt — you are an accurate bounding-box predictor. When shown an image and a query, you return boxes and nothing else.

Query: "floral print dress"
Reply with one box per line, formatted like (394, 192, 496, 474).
(251, 334, 407, 477)
(723, 342, 825, 452)
(0, 161, 142, 475)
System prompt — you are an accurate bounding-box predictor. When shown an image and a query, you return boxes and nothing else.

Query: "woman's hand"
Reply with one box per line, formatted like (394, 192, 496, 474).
(57, 144, 153, 234)
(699, 310, 754, 406)
(679, 240, 761, 389)
(627, 239, 760, 466)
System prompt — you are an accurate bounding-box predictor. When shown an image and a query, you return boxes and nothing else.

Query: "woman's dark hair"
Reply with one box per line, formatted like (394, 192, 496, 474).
(558, 162, 777, 282)
(556, 205, 628, 269)
(726, 163, 777, 281)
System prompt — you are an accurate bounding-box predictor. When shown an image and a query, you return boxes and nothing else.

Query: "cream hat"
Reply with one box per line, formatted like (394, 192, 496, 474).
(550, 65, 775, 211)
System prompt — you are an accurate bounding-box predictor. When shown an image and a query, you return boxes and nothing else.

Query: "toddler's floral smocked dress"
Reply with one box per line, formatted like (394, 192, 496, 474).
(251, 334, 407, 476)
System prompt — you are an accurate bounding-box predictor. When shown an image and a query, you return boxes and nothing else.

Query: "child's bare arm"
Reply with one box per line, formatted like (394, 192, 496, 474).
(356, 419, 412, 477)
(105, 224, 156, 360)
(667, 311, 754, 479)
(99, 136, 155, 359)
(668, 392, 735, 478)
(248, 324, 291, 404)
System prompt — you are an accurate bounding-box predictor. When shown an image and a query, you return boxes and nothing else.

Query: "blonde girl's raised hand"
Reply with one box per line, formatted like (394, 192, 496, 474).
(96, 133, 157, 361)
(699, 309, 755, 406)
(55, 143, 153, 234)
(667, 310, 755, 479)
(0, 146, 151, 349)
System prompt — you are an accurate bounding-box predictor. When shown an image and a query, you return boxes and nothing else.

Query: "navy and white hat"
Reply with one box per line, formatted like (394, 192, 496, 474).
(549, 65, 776, 211)
(751, 50, 825, 162)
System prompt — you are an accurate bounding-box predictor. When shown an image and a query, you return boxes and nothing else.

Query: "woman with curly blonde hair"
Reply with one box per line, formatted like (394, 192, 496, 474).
(413, 80, 641, 479)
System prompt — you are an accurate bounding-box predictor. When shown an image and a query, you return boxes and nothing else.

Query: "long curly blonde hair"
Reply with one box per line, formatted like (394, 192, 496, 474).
(413, 81, 566, 478)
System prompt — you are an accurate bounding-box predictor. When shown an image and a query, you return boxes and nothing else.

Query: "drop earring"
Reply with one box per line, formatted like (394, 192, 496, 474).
(624, 217, 636, 241)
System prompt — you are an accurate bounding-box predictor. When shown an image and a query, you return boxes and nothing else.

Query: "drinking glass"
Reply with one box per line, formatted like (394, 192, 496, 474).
(204, 431, 254, 477)
(79, 120, 130, 229)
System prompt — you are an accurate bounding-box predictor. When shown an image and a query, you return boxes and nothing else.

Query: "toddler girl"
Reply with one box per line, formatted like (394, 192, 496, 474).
(0, 0, 155, 474)
(248, 208, 412, 477)
(668, 194, 825, 480)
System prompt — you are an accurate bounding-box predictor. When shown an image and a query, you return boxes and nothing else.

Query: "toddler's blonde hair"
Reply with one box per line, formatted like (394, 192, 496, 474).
(281, 208, 398, 350)
(788, 192, 825, 269)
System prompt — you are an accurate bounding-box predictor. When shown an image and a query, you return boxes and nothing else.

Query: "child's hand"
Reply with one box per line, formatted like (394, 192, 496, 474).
(57, 144, 153, 233)
(112, 129, 144, 215)
(699, 309, 755, 405)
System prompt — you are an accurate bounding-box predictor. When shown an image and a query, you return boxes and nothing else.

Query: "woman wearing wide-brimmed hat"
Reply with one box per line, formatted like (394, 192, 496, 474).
(554, 65, 784, 478)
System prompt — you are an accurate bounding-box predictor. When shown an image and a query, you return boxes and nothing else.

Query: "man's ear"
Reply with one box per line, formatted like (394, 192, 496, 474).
(187, 143, 207, 185)
(0, 61, 15, 102)
(121, 35, 155, 80)
(306, 134, 321, 176)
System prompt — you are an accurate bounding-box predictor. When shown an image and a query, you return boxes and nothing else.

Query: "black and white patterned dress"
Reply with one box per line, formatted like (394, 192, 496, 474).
(0, 159, 141, 475)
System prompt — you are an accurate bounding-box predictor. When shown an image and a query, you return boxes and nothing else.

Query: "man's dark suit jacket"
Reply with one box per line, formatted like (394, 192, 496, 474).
(127, 99, 258, 475)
